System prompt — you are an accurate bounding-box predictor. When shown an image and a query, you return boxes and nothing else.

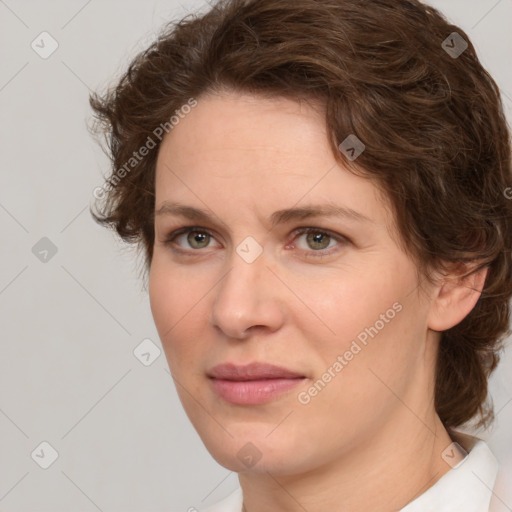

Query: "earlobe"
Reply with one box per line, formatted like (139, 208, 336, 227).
(428, 264, 489, 332)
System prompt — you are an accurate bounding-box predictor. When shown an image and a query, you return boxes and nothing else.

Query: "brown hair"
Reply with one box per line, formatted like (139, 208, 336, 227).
(89, 0, 512, 429)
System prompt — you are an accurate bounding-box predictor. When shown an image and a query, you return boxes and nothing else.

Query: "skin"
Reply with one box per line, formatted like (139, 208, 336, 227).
(149, 89, 487, 512)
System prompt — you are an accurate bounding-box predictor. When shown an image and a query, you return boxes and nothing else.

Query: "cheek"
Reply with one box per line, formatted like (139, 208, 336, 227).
(148, 259, 205, 367)
(301, 257, 423, 385)
(148, 262, 175, 338)
(300, 265, 409, 347)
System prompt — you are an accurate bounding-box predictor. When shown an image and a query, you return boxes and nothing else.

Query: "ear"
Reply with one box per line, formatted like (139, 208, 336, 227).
(428, 263, 489, 332)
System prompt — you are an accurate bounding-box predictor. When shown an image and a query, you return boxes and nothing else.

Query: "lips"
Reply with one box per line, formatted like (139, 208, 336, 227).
(207, 362, 305, 381)
(207, 362, 306, 405)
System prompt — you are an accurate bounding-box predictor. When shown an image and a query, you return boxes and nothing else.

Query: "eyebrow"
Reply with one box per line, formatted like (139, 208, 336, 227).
(155, 202, 373, 228)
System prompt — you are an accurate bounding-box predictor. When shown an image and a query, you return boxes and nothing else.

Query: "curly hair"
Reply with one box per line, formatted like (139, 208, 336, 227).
(89, 0, 512, 429)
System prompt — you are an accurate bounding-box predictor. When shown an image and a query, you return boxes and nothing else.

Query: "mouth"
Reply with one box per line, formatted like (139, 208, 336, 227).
(207, 362, 307, 405)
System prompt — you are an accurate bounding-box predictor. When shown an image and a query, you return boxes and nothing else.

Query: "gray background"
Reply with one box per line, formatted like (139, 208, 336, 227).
(0, 0, 511, 511)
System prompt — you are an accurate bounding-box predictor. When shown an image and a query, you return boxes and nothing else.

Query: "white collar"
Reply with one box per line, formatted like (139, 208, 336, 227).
(202, 433, 498, 512)
(400, 431, 498, 512)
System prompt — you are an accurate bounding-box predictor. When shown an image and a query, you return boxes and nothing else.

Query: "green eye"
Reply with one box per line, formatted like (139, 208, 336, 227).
(186, 230, 211, 249)
(291, 227, 349, 259)
(164, 225, 348, 260)
(305, 231, 332, 250)
(164, 227, 218, 251)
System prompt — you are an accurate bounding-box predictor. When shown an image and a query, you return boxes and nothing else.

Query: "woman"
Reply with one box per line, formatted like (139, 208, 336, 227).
(89, 0, 512, 510)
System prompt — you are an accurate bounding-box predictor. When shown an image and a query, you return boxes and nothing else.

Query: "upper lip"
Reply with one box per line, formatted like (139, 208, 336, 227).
(207, 362, 305, 381)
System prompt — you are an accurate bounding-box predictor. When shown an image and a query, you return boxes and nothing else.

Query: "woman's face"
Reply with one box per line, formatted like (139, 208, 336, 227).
(149, 90, 438, 475)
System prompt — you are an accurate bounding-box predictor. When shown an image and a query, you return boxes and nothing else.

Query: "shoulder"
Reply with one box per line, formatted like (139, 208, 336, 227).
(488, 446, 511, 512)
(400, 430, 499, 512)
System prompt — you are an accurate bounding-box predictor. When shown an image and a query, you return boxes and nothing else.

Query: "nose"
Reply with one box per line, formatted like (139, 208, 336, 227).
(210, 248, 286, 339)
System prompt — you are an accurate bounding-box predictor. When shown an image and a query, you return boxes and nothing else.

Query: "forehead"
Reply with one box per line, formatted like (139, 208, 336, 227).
(154, 90, 392, 230)
(157, 90, 330, 173)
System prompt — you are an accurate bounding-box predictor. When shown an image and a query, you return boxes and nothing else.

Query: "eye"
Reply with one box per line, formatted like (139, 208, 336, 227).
(290, 227, 347, 257)
(162, 225, 348, 259)
(164, 227, 220, 251)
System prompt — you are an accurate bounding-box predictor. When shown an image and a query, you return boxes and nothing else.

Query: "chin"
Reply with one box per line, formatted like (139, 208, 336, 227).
(197, 426, 310, 475)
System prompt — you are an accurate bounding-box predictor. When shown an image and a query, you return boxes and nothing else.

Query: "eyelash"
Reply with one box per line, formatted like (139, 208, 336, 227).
(163, 226, 348, 259)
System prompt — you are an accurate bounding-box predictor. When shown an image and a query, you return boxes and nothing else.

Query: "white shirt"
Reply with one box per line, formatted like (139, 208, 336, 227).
(200, 432, 500, 512)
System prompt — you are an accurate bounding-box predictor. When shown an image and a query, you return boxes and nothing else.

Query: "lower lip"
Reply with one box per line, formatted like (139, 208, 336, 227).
(210, 377, 305, 405)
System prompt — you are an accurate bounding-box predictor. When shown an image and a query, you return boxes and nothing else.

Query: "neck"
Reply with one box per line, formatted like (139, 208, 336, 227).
(238, 410, 454, 512)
